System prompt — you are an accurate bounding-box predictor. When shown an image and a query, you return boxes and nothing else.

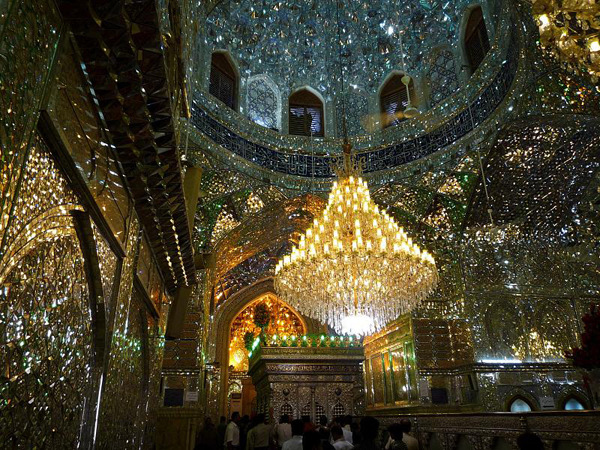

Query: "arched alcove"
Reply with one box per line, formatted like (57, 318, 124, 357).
(288, 87, 325, 137)
(378, 71, 417, 128)
(507, 395, 536, 412)
(209, 51, 240, 110)
(426, 46, 459, 107)
(228, 292, 307, 372)
(462, 6, 490, 76)
(557, 388, 590, 410)
(246, 74, 281, 131)
(210, 279, 324, 417)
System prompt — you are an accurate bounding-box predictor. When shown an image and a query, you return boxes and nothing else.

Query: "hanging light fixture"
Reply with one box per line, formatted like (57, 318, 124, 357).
(274, 144, 438, 335)
(274, 0, 437, 336)
(399, 31, 418, 119)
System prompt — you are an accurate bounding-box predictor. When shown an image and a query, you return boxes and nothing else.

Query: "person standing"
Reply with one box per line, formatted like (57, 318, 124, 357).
(352, 417, 380, 450)
(273, 414, 292, 449)
(247, 413, 271, 450)
(302, 415, 316, 433)
(195, 417, 219, 450)
(341, 417, 353, 444)
(282, 419, 304, 450)
(331, 425, 354, 450)
(239, 415, 251, 450)
(316, 415, 329, 434)
(226, 412, 241, 450)
(218, 416, 228, 449)
(398, 420, 417, 450)
(386, 424, 408, 450)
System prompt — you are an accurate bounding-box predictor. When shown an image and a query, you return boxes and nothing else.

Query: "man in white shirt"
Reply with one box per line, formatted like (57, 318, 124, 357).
(341, 416, 353, 444)
(247, 413, 271, 450)
(273, 414, 292, 449)
(399, 419, 418, 450)
(281, 419, 303, 450)
(225, 412, 241, 450)
(331, 425, 354, 450)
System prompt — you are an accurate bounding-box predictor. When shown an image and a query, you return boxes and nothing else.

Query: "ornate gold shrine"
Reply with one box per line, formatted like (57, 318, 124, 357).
(248, 341, 365, 421)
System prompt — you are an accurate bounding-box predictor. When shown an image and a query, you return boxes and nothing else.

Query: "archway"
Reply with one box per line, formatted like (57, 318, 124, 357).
(288, 87, 325, 137)
(223, 291, 309, 418)
(228, 292, 307, 373)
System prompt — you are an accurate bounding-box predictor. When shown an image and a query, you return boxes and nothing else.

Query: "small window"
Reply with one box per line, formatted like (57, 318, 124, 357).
(431, 387, 449, 404)
(332, 402, 345, 417)
(380, 74, 416, 128)
(315, 402, 324, 418)
(210, 53, 238, 110)
(564, 397, 585, 410)
(301, 402, 312, 418)
(280, 403, 294, 418)
(464, 6, 490, 75)
(509, 397, 532, 412)
(289, 89, 324, 137)
(247, 76, 280, 130)
(164, 388, 184, 407)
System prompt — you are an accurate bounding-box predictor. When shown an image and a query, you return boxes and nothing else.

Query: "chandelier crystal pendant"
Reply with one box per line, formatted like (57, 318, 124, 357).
(274, 143, 438, 335)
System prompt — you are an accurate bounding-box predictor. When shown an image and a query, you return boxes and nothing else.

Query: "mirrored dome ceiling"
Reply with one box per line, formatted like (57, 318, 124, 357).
(204, 0, 467, 96)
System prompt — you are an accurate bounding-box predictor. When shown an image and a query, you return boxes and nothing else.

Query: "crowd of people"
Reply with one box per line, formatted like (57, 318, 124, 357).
(195, 412, 547, 450)
(195, 413, 417, 450)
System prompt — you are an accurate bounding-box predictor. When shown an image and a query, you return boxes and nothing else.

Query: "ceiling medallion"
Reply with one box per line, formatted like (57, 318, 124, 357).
(275, 143, 438, 336)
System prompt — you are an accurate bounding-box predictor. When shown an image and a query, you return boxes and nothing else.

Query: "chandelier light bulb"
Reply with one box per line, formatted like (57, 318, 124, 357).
(275, 150, 438, 334)
(341, 314, 376, 336)
(403, 105, 419, 118)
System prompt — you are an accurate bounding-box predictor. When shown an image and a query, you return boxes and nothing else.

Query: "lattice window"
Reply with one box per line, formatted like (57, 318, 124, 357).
(289, 89, 324, 137)
(464, 7, 490, 75)
(301, 402, 312, 418)
(210, 53, 237, 110)
(332, 402, 345, 417)
(315, 402, 324, 419)
(380, 74, 415, 128)
(247, 75, 280, 130)
(281, 403, 294, 418)
(427, 49, 459, 106)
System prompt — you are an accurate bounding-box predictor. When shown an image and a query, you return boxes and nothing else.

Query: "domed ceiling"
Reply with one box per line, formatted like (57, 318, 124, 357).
(207, 0, 463, 86)
(206, 0, 464, 87)
(202, 0, 478, 135)
(192, 1, 600, 313)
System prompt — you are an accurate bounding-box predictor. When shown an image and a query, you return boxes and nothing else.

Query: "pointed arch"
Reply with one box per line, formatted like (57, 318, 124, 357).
(210, 51, 240, 110)
(246, 74, 282, 131)
(461, 5, 490, 76)
(288, 87, 325, 137)
(426, 45, 459, 107)
(210, 278, 323, 417)
(556, 387, 590, 410)
(378, 71, 417, 128)
(506, 395, 536, 412)
(503, 388, 539, 412)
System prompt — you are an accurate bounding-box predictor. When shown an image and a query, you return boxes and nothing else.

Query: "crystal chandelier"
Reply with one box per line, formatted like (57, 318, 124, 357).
(274, 2, 436, 336)
(274, 143, 438, 335)
(533, 2, 600, 82)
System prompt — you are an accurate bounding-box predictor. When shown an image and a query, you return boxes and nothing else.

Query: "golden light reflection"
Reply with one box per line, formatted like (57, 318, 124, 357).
(228, 293, 305, 371)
